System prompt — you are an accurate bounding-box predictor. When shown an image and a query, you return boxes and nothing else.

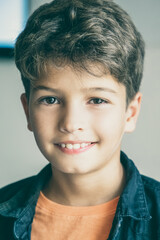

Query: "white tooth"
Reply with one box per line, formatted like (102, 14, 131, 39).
(73, 144, 81, 149)
(61, 144, 66, 148)
(81, 143, 86, 148)
(85, 143, 90, 147)
(81, 143, 90, 147)
(66, 144, 73, 149)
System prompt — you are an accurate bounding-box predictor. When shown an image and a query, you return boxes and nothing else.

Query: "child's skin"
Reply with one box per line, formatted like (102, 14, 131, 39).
(21, 64, 141, 207)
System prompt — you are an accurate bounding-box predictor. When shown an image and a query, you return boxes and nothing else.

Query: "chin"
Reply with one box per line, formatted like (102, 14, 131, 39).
(52, 163, 93, 175)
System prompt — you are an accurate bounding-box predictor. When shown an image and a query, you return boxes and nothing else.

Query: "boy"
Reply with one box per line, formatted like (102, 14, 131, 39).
(0, 0, 160, 239)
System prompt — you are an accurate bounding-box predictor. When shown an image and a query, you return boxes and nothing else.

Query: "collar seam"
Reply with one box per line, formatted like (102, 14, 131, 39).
(118, 214, 152, 221)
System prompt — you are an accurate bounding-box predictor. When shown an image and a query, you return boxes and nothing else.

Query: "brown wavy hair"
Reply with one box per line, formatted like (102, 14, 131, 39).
(15, 0, 145, 104)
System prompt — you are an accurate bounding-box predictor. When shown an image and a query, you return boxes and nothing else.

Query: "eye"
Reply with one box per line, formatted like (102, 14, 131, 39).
(89, 98, 108, 105)
(39, 96, 60, 105)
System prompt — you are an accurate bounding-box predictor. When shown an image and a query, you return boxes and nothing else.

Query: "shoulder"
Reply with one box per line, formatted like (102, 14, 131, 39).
(0, 176, 36, 203)
(141, 174, 160, 193)
(141, 175, 160, 222)
(141, 174, 160, 203)
(0, 164, 51, 205)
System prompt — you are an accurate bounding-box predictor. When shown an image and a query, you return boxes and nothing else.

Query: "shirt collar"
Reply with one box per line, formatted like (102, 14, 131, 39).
(116, 152, 151, 221)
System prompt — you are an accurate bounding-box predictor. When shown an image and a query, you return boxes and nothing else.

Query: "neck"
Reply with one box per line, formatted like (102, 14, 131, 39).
(43, 156, 126, 206)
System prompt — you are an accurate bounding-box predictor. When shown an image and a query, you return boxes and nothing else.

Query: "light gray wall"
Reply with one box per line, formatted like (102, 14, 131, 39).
(0, 0, 160, 188)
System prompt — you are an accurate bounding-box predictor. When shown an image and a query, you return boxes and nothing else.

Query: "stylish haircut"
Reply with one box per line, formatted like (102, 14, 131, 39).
(15, 0, 145, 104)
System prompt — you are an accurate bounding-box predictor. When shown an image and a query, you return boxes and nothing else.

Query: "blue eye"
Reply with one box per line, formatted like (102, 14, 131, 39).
(89, 98, 108, 104)
(39, 96, 59, 105)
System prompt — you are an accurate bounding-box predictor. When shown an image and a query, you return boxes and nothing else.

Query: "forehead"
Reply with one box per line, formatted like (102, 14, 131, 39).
(31, 64, 126, 99)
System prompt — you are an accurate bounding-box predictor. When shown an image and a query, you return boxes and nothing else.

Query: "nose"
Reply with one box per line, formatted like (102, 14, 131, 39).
(58, 104, 85, 134)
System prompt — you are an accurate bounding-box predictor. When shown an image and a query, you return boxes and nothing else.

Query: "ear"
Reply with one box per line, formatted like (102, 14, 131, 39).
(20, 93, 33, 131)
(124, 92, 142, 133)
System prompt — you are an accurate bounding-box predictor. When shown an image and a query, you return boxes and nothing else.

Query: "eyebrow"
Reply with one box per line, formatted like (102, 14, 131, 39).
(32, 85, 117, 94)
(85, 87, 117, 94)
(32, 85, 59, 93)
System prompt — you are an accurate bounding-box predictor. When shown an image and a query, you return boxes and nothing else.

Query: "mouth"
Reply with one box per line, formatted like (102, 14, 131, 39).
(54, 142, 96, 154)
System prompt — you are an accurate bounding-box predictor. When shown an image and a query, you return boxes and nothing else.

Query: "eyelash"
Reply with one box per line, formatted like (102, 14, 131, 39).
(38, 96, 60, 105)
(89, 98, 108, 105)
(38, 96, 109, 106)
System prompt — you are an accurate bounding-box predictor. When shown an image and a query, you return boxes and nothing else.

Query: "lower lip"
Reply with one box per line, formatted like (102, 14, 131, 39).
(55, 143, 96, 155)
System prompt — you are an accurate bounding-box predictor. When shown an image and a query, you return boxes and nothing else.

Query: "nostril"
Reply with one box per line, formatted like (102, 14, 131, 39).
(59, 125, 84, 134)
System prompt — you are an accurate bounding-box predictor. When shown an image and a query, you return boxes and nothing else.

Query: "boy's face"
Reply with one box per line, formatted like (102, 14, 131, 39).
(21, 65, 141, 175)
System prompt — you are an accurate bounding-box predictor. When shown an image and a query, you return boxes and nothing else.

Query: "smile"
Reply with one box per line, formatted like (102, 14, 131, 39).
(59, 142, 91, 149)
(55, 142, 96, 154)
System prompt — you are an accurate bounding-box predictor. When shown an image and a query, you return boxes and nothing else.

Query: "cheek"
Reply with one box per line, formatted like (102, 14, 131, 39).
(92, 109, 126, 139)
(30, 107, 55, 129)
(29, 110, 52, 141)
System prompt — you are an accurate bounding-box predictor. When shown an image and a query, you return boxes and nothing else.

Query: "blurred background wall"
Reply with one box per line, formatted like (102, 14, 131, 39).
(0, 0, 160, 187)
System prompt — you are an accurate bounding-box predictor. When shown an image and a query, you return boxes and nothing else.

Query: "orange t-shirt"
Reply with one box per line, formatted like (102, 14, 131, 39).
(31, 192, 119, 240)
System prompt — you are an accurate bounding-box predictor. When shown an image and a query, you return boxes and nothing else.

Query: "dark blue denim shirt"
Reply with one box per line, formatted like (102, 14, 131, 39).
(0, 152, 160, 240)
